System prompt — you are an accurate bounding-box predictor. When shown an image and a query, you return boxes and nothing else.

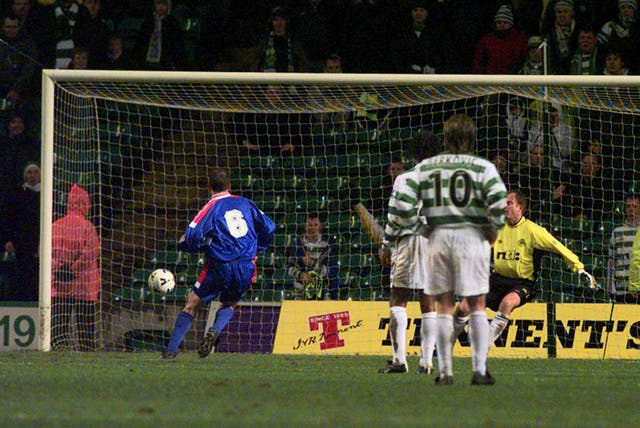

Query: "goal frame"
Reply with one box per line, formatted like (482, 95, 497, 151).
(39, 70, 640, 351)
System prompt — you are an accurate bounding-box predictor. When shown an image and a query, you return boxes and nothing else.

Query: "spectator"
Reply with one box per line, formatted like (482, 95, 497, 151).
(437, 0, 486, 73)
(0, 12, 39, 103)
(527, 104, 574, 174)
(294, 0, 342, 73)
(391, 0, 451, 74)
(608, 194, 640, 299)
(471, 4, 528, 74)
(569, 25, 603, 75)
(256, 6, 308, 72)
(355, 156, 405, 220)
(602, 45, 630, 75)
(0, 110, 40, 211)
(74, 0, 113, 69)
(340, 0, 397, 73)
(543, 0, 578, 74)
(597, 0, 639, 73)
(558, 152, 618, 222)
(323, 52, 342, 73)
(511, 0, 545, 37)
(517, 35, 546, 75)
(66, 46, 89, 69)
(490, 150, 518, 191)
(504, 96, 529, 166)
(237, 85, 310, 156)
(102, 32, 128, 70)
(3, 162, 40, 301)
(517, 143, 566, 222)
(51, 0, 89, 69)
(11, 0, 55, 67)
(627, 226, 640, 301)
(312, 53, 352, 135)
(286, 213, 340, 300)
(51, 184, 100, 351)
(133, 0, 186, 70)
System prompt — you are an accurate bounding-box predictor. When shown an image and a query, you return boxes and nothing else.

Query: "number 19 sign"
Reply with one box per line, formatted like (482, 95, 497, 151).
(0, 304, 40, 351)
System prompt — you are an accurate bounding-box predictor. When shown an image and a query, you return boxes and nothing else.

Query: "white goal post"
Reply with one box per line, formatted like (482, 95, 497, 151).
(39, 71, 640, 352)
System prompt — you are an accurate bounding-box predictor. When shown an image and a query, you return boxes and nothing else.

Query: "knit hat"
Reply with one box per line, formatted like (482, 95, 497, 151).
(23, 162, 39, 179)
(528, 36, 544, 48)
(554, 0, 574, 12)
(271, 6, 287, 19)
(494, 5, 514, 25)
(619, 0, 637, 10)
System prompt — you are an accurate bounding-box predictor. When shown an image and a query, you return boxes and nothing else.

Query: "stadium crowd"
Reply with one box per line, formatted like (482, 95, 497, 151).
(2, 0, 640, 302)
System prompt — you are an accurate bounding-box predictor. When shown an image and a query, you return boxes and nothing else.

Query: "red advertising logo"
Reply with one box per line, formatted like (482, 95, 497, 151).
(308, 311, 351, 350)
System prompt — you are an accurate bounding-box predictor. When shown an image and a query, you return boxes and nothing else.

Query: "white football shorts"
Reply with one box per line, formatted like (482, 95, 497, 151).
(425, 227, 490, 297)
(389, 234, 429, 290)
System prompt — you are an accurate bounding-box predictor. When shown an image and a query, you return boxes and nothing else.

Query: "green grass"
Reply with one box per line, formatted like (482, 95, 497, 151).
(0, 352, 638, 427)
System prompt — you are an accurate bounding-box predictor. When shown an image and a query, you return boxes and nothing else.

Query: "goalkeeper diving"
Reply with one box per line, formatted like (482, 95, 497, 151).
(453, 190, 599, 345)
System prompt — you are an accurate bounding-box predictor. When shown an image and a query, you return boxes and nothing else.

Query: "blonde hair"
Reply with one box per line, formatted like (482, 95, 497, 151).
(444, 114, 475, 154)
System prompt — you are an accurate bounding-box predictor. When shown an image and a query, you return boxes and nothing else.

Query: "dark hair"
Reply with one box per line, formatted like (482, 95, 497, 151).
(2, 12, 20, 22)
(209, 167, 230, 192)
(326, 53, 341, 62)
(307, 211, 324, 221)
(444, 114, 475, 154)
(577, 24, 596, 35)
(409, 130, 441, 161)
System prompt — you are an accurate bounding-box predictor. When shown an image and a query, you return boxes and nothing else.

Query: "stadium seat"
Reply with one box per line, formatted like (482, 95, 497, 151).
(230, 172, 262, 194)
(131, 268, 151, 288)
(111, 285, 147, 303)
(325, 213, 358, 234)
(253, 192, 290, 216)
(238, 154, 280, 170)
(271, 267, 295, 289)
(292, 194, 336, 213)
(273, 232, 297, 251)
(149, 250, 191, 273)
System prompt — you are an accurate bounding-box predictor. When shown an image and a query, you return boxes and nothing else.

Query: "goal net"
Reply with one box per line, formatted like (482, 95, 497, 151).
(40, 71, 640, 354)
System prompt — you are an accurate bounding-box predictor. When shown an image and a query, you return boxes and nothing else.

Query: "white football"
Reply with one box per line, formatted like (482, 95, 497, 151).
(148, 268, 176, 294)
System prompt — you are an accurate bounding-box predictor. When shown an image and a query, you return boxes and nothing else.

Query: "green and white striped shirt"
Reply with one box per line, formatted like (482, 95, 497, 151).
(609, 223, 639, 293)
(385, 153, 507, 242)
(383, 169, 425, 243)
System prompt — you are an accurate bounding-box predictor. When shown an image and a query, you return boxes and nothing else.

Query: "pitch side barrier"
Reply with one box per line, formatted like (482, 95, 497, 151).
(272, 301, 640, 359)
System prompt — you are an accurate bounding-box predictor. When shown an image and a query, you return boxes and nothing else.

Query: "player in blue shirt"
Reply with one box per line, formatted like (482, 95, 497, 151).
(161, 167, 276, 359)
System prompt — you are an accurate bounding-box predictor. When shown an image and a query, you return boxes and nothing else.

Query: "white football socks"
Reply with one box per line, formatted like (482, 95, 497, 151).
(420, 312, 437, 369)
(436, 314, 454, 377)
(468, 311, 489, 375)
(390, 306, 408, 366)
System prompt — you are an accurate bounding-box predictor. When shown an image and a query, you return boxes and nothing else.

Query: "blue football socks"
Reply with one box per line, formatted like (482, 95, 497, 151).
(212, 306, 235, 333)
(166, 311, 194, 353)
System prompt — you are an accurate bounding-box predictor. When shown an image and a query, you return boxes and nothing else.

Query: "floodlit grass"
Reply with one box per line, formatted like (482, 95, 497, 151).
(0, 352, 638, 427)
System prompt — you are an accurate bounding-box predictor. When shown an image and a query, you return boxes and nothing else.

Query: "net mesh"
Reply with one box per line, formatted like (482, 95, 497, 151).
(47, 74, 640, 351)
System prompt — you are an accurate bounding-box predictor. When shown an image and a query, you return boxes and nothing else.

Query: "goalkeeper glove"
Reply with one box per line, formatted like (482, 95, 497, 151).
(578, 269, 599, 290)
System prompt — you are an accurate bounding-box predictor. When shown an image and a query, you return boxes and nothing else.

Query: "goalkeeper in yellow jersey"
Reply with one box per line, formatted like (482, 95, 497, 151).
(453, 190, 598, 344)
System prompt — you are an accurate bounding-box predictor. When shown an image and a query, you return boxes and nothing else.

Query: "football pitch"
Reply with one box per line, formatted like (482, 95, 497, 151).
(0, 352, 637, 428)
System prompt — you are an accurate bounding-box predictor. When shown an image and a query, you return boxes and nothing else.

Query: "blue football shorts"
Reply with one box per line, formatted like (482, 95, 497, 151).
(192, 259, 257, 304)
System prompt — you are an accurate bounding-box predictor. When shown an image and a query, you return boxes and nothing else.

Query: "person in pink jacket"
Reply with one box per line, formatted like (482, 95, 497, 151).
(472, 5, 529, 74)
(51, 184, 100, 351)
